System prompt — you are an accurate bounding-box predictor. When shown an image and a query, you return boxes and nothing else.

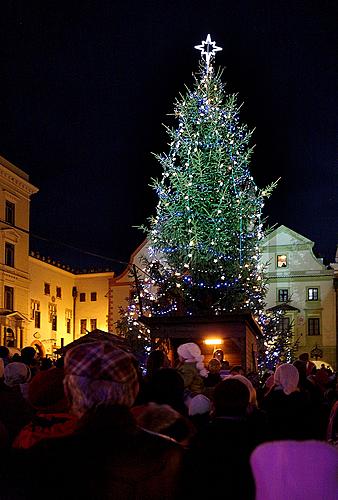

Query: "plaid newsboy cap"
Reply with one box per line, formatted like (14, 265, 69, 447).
(64, 341, 139, 401)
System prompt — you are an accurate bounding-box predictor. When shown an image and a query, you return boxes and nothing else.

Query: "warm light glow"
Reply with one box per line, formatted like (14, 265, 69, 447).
(204, 338, 223, 345)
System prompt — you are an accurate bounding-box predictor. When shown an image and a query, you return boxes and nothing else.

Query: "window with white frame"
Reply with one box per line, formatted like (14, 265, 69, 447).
(307, 288, 319, 301)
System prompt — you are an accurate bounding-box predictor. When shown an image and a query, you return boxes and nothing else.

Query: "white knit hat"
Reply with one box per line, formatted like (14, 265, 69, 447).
(188, 394, 211, 416)
(274, 363, 299, 395)
(177, 342, 208, 377)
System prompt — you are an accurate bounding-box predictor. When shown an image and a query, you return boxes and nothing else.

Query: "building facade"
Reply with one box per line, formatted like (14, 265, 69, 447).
(261, 225, 336, 368)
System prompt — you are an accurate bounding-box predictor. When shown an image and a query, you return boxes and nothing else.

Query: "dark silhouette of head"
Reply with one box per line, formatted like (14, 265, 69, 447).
(213, 378, 250, 417)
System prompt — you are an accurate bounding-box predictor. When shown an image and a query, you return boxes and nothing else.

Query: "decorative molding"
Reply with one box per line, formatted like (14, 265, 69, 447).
(0, 166, 38, 198)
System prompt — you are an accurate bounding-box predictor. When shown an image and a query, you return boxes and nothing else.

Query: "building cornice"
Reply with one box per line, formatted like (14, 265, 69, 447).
(0, 165, 38, 198)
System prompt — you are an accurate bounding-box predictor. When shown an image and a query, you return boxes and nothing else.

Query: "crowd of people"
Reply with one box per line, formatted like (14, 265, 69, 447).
(0, 341, 337, 499)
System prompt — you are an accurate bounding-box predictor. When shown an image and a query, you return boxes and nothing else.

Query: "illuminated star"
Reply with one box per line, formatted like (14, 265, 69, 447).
(194, 34, 222, 70)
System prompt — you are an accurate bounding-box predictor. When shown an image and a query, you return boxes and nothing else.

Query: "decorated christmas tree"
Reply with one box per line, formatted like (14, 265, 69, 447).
(117, 35, 277, 364)
(257, 304, 300, 372)
(141, 35, 275, 316)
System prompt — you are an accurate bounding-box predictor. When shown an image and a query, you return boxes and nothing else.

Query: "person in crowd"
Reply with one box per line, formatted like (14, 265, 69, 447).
(132, 402, 194, 447)
(13, 365, 77, 449)
(20, 346, 39, 378)
(187, 393, 211, 431)
(250, 440, 338, 500)
(0, 361, 34, 445)
(137, 349, 171, 403)
(176, 342, 208, 403)
(0, 346, 11, 366)
(4, 361, 32, 400)
(205, 358, 222, 388)
(261, 363, 318, 440)
(212, 349, 230, 374)
(10, 341, 184, 500)
(230, 365, 245, 376)
(145, 350, 171, 379)
(299, 352, 316, 376)
(181, 378, 263, 499)
(138, 367, 187, 415)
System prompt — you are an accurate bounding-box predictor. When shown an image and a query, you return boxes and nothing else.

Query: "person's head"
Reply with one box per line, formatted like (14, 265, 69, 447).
(213, 349, 224, 363)
(63, 341, 139, 417)
(229, 365, 245, 376)
(231, 374, 257, 407)
(208, 358, 221, 373)
(293, 360, 307, 385)
(213, 378, 250, 417)
(188, 394, 211, 417)
(21, 346, 37, 365)
(146, 350, 170, 377)
(0, 346, 10, 359)
(177, 342, 208, 377)
(274, 363, 299, 395)
(148, 368, 186, 414)
(299, 352, 309, 362)
(4, 362, 31, 387)
(28, 367, 68, 413)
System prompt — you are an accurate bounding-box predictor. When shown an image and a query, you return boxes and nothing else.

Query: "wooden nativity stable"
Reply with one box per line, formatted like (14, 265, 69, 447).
(140, 312, 262, 373)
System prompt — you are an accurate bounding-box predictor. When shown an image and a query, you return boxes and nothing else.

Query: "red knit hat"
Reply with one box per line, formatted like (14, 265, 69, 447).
(28, 367, 68, 412)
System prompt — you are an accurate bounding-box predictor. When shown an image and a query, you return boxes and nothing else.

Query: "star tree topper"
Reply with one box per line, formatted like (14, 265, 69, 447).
(194, 34, 222, 72)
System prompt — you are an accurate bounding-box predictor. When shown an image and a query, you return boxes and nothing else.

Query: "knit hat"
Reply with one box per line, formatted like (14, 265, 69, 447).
(250, 440, 338, 500)
(274, 363, 299, 395)
(231, 374, 257, 406)
(177, 342, 208, 377)
(64, 341, 139, 414)
(188, 394, 211, 416)
(4, 362, 31, 387)
(28, 367, 67, 412)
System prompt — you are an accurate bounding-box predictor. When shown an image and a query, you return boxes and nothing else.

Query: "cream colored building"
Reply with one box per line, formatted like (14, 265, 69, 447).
(28, 254, 114, 356)
(0, 155, 114, 357)
(0, 155, 38, 348)
(261, 225, 336, 368)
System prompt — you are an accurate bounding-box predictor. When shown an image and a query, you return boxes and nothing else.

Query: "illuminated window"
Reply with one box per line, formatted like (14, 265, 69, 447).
(5, 201, 15, 225)
(79, 293, 86, 302)
(35, 311, 41, 329)
(44, 283, 51, 295)
(56, 286, 62, 298)
(48, 303, 57, 323)
(31, 299, 40, 320)
(4, 286, 14, 311)
(80, 319, 87, 334)
(277, 255, 287, 268)
(90, 318, 97, 331)
(278, 289, 289, 302)
(51, 315, 57, 331)
(308, 318, 320, 336)
(5, 243, 14, 267)
(66, 318, 71, 334)
(90, 292, 97, 301)
(307, 288, 318, 301)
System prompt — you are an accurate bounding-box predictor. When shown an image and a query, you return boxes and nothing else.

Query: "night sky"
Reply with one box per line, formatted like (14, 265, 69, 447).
(0, 1, 337, 273)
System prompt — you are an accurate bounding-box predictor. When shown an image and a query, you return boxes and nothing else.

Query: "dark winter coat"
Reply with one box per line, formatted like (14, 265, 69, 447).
(9, 405, 184, 500)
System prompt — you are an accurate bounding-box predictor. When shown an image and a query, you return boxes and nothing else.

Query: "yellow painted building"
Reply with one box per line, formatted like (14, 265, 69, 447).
(0, 155, 38, 348)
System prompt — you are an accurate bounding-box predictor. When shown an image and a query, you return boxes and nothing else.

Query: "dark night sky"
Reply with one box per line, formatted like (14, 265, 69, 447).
(0, 1, 337, 273)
